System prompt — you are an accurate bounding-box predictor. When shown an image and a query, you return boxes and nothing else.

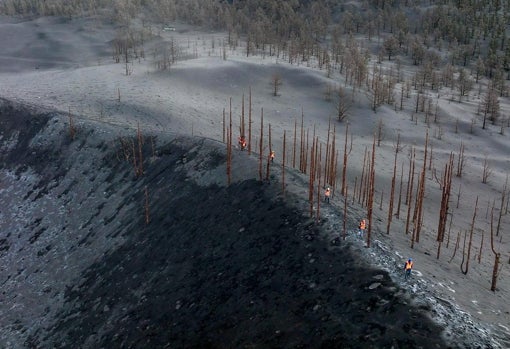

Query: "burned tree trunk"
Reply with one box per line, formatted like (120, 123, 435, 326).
(266, 124, 272, 181)
(341, 123, 352, 196)
(282, 130, 286, 194)
(367, 135, 376, 248)
(386, 143, 398, 234)
(490, 206, 501, 291)
(248, 87, 252, 154)
(461, 197, 478, 275)
(414, 130, 429, 243)
(309, 137, 317, 218)
(405, 148, 416, 235)
(437, 153, 454, 259)
(259, 108, 263, 181)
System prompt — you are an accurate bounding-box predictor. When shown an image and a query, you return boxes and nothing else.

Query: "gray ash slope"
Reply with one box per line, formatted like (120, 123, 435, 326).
(0, 99, 490, 348)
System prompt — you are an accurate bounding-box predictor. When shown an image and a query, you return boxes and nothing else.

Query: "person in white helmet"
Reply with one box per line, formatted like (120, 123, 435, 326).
(324, 187, 331, 203)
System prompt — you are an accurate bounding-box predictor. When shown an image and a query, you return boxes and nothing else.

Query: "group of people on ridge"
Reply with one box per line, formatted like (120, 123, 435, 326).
(323, 187, 414, 280)
(238, 136, 275, 164)
(239, 135, 414, 280)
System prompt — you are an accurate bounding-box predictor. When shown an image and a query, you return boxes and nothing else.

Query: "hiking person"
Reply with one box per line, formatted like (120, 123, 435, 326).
(404, 258, 413, 279)
(358, 218, 366, 239)
(238, 136, 246, 150)
(270, 150, 275, 162)
(324, 187, 331, 203)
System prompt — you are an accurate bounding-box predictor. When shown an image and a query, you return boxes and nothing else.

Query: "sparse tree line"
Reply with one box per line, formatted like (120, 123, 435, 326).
(6, 0, 509, 289)
(3, 0, 510, 128)
(222, 90, 509, 291)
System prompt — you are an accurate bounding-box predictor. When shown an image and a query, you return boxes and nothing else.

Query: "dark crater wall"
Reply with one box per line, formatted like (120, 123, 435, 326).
(0, 100, 450, 349)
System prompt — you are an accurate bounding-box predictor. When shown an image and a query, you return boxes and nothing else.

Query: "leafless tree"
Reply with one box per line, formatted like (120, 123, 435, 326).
(461, 197, 478, 275)
(456, 68, 473, 102)
(481, 82, 500, 129)
(496, 175, 508, 237)
(456, 142, 466, 177)
(437, 153, 454, 259)
(490, 206, 502, 291)
(376, 118, 384, 146)
(383, 35, 399, 61)
(482, 155, 493, 184)
(336, 87, 351, 122)
(272, 73, 282, 96)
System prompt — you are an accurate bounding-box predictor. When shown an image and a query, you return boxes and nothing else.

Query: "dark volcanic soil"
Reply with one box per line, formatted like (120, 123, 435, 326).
(0, 99, 457, 348)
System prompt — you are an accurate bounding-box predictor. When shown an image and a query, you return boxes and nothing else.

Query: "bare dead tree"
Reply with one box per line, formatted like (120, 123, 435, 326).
(376, 118, 384, 146)
(309, 136, 317, 218)
(437, 153, 454, 259)
(266, 124, 272, 181)
(448, 230, 462, 263)
(282, 130, 286, 194)
(400, 83, 405, 110)
(227, 99, 233, 185)
(481, 81, 500, 129)
(272, 73, 282, 96)
(328, 125, 338, 189)
(405, 147, 416, 235)
(367, 134, 376, 248)
(478, 231, 484, 264)
(336, 86, 351, 121)
(341, 123, 353, 196)
(490, 206, 502, 291)
(482, 155, 493, 184)
(496, 175, 508, 237)
(446, 213, 454, 249)
(299, 110, 305, 173)
(222, 108, 226, 143)
(456, 142, 465, 177)
(259, 108, 264, 181)
(386, 143, 398, 234)
(461, 197, 478, 275)
(428, 142, 433, 171)
(358, 146, 368, 205)
(316, 143, 322, 223)
(240, 94, 245, 145)
(248, 87, 252, 154)
(293, 119, 297, 168)
(343, 183, 348, 240)
(414, 130, 429, 244)
(396, 161, 404, 219)
(324, 119, 332, 187)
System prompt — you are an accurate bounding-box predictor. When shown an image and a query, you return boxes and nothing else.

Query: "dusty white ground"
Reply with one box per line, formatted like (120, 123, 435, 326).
(0, 15, 509, 346)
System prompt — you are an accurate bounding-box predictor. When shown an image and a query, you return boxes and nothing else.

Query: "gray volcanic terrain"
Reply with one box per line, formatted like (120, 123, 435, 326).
(1, 1, 510, 348)
(0, 99, 464, 348)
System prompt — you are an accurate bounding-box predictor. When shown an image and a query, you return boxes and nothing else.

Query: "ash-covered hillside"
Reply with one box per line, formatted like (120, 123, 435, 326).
(0, 99, 465, 348)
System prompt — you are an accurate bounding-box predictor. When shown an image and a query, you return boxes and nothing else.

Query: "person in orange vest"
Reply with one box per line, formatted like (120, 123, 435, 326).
(270, 150, 275, 163)
(324, 187, 331, 203)
(238, 136, 246, 150)
(404, 258, 413, 279)
(358, 218, 366, 239)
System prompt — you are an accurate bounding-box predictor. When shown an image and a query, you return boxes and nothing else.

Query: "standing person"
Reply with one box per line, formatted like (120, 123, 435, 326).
(358, 218, 366, 239)
(404, 258, 413, 279)
(324, 187, 331, 203)
(238, 136, 246, 150)
(270, 150, 275, 162)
